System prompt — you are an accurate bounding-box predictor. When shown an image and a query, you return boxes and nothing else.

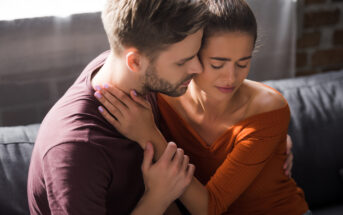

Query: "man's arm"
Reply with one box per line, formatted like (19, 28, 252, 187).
(43, 142, 193, 215)
(43, 143, 110, 214)
(132, 142, 194, 215)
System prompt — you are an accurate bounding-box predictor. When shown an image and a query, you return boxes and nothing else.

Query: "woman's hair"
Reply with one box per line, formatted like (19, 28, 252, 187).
(102, 0, 208, 58)
(203, 0, 257, 46)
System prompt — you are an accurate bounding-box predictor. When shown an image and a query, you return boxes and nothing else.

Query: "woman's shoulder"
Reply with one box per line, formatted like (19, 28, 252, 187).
(242, 80, 288, 119)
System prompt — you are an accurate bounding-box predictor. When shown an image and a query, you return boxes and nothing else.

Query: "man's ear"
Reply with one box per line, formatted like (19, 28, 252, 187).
(125, 49, 142, 73)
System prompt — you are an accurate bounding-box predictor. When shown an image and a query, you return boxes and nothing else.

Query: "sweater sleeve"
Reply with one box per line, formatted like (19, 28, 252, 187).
(206, 106, 290, 215)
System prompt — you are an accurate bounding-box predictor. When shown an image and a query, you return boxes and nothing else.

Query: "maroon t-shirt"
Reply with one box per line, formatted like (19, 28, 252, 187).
(27, 51, 159, 215)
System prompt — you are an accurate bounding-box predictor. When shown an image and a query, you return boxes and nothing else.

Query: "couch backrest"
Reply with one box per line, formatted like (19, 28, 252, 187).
(264, 70, 343, 209)
(1, 71, 342, 213)
(0, 124, 40, 215)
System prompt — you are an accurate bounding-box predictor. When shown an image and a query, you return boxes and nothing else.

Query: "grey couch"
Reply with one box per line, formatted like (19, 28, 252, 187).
(1, 71, 343, 215)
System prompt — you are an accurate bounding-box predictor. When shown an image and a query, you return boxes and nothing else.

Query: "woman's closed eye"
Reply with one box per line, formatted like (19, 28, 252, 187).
(236, 63, 248, 69)
(210, 64, 224, 69)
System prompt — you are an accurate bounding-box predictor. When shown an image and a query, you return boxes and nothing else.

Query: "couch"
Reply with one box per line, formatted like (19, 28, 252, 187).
(1, 70, 343, 215)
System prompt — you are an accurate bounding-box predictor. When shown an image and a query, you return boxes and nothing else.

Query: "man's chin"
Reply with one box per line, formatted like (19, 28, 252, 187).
(156, 86, 187, 97)
(166, 86, 188, 97)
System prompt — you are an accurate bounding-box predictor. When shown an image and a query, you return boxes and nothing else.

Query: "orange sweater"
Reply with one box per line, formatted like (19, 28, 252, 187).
(157, 94, 309, 215)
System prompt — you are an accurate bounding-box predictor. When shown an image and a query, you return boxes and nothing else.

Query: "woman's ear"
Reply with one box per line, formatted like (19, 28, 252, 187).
(126, 49, 142, 73)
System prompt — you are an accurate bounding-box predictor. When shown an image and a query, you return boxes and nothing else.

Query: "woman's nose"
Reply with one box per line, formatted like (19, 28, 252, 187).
(222, 64, 236, 84)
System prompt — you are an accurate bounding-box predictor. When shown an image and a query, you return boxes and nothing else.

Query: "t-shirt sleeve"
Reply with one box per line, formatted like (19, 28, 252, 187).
(206, 107, 290, 215)
(42, 142, 111, 215)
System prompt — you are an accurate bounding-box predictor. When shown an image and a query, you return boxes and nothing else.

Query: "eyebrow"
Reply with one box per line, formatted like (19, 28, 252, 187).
(210, 56, 252, 62)
(178, 54, 196, 63)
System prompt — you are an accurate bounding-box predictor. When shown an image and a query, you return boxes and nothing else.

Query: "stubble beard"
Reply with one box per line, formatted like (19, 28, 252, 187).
(142, 64, 194, 97)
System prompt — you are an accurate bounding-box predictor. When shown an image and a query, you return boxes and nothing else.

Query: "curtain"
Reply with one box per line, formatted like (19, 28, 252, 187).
(246, 0, 297, 81)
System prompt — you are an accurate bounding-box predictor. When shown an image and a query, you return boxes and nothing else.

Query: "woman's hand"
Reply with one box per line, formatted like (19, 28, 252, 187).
(94, 84, 158, 148)
(283, 134, 294, 177)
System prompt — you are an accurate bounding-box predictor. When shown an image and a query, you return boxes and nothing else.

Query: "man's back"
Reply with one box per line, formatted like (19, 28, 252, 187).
(27, 51, 149, 214)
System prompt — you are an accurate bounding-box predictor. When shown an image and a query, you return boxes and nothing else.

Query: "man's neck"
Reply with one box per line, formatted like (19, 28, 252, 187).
(91, 52, 141, 95)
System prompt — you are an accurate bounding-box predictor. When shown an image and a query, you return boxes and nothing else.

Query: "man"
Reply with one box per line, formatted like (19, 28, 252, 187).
(27, 0, 208, 214)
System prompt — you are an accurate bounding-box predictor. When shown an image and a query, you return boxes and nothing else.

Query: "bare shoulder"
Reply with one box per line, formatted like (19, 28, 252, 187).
(243, 80, 288, 116)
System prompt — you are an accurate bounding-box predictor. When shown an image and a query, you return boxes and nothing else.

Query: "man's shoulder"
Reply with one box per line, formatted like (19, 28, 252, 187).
(35, 95, 139, 159)
(36, 118, 138, 158)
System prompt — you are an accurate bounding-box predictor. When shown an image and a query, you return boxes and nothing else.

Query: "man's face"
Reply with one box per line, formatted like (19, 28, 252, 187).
(143, 29, 203, 97)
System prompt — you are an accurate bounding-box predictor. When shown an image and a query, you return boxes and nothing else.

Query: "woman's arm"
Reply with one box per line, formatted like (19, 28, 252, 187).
(95, 84, 293, 215)
(95, 85, 209, 214)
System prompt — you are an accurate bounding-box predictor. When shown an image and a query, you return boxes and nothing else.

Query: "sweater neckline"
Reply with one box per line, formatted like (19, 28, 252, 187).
(157, 93, 289, 150)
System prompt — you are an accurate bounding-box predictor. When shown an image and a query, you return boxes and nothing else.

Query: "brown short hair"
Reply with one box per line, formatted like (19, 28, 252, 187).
(102, 0, 208, 58)
(203, 0, 257, 46)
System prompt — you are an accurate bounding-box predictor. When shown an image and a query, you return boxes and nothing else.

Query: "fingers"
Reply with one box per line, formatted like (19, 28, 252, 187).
(283, 152, 293, 177)
(142, 142, 154, 173)
(98, 106, 120, 128)
(95, 90, 125, 120)
(284, 134, 294, 177)
(159, 142, 177, 164)
(130, 90, 151, 109)
(104, 84, 136, 108)
(172, 148, 184, 169)
(186, 164, 195, 181)
(182, 155, 189, 171)
(286, 134, 293, 155)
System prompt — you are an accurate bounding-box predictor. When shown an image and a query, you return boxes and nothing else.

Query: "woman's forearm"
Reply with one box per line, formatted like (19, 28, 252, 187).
(180, 177, 208, 215)
(140, 127, 209, 215)
(131, 191, 169, 215)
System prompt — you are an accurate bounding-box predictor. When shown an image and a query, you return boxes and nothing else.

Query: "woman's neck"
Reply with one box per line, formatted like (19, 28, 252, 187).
(181, 81, 237, 120)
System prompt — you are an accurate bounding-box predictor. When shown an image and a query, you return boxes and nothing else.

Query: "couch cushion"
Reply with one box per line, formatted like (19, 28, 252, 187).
(313, 204, 343, 215)
(263, 71, 343, 209)
(0, 124, 40, 215)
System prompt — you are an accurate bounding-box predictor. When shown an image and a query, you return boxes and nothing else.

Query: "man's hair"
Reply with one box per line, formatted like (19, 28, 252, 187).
(102, 0, 208, 58)
(203, 0, 257, 45)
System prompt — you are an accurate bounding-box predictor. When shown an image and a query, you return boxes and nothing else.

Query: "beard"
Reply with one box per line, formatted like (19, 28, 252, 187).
(142, 64, 194, 97)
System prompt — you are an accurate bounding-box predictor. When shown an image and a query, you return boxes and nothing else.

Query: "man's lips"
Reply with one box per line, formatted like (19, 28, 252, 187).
(181, 79, 192, 86)
(215, 86, 235, 93)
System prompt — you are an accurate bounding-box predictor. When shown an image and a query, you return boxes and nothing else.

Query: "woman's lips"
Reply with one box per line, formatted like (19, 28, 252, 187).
(215, 86, 235, 93)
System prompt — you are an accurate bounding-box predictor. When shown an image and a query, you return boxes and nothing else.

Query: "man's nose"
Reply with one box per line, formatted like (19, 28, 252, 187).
(187, 56, 203, 75)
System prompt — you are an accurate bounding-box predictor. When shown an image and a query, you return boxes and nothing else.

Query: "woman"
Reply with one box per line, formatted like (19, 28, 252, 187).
(95, 0, 309, 214)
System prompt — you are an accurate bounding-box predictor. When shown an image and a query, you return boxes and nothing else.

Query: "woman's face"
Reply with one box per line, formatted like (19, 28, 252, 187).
(195, 31, 255, 100)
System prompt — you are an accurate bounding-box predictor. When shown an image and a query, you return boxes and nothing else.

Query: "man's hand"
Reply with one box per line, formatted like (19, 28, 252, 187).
(283, 134, 294, 177)
(132, 142, 195, 215)
(142, 142, 195, 204)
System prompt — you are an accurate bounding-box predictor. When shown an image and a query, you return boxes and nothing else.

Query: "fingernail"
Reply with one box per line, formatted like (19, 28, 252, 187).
(132, 90, 137, 96)
(95, 92, 102, 99)
(98, 106, 104, 112)
(104, 83, 109, 89)
(95, 85, 101, 91)
(145, 142, 151, 150)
